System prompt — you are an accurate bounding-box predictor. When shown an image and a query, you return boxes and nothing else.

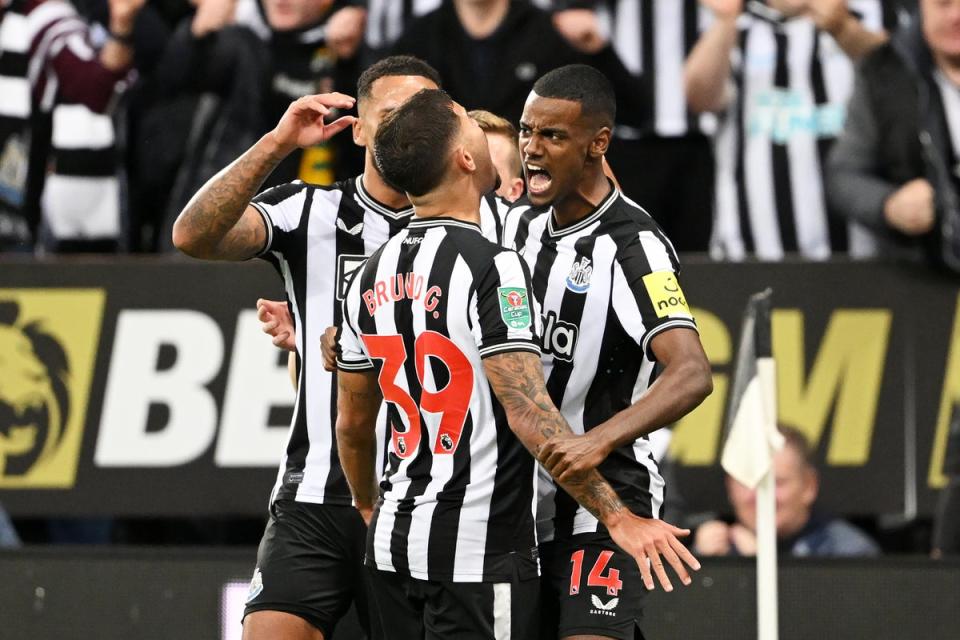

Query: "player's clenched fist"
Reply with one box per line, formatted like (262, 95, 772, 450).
(606, 512, 701, 593)
(540, 430, 612, 482)
(270, 93, 357, 155)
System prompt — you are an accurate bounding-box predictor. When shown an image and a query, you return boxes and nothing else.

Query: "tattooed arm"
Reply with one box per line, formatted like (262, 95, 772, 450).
(335, 369, 383, 524)
(171, 93, 357, 260)
(483, 350, 702, 592)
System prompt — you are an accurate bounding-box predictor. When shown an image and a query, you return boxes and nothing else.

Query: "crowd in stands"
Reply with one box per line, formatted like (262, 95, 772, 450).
(6, 0, 959, 271)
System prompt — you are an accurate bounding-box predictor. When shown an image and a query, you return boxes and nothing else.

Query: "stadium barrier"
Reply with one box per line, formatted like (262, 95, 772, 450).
(0, 548, 957, 639)
(1, 257, 958, 517)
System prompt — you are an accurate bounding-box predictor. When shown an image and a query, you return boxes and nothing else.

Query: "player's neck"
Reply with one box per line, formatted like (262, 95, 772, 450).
(454, 0, 509, 39)
(409, 180, 482, 225)
(552, 168, 613, 228)
(363, 160, 411, 210)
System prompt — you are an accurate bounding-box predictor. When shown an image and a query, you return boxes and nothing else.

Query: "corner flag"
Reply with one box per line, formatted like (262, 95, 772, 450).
(721, 288, 784, 488)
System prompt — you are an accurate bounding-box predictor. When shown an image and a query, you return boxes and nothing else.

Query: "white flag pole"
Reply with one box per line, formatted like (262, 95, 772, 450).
(755, 357, 779, 640)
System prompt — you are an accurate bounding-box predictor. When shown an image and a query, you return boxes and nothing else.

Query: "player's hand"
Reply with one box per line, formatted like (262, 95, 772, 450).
(699, 0, 742, 20)
(692, 520, 732, 556)
(540, 430, 612, 482)
(553, 9, 608, 54)
(321, 325, 339, 372)
(257, 298, 296, 351)
(326, 6, 366, 59)
(271, 93, 357, 154)
(883, 178, 936, 236)
(606, 512, 700, 592)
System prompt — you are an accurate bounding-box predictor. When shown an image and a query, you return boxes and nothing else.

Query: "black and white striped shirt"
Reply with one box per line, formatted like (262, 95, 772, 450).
(595, 0, 708, 138)
(502, 187, 697, 542)
(362, 0, 441, 53)
(710, 1, 886, 260)
(251, 176, 504, 508)
(338, 216, 542, 582)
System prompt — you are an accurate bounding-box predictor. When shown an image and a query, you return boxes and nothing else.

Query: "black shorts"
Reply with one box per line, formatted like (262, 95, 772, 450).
(243, 500, 375, 638)
(539, 532, 648, 640)
(367, 566, 540, 640)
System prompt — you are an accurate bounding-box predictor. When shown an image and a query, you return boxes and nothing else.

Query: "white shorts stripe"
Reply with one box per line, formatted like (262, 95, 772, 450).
(493, 582, 511, 640)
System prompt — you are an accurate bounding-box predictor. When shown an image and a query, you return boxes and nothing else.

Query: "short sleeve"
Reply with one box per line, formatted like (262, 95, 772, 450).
(337, 261, 375, 371)
(249, 181, 310, 257)
(611, 231, 698, 357)
(472, 250, 542, 358)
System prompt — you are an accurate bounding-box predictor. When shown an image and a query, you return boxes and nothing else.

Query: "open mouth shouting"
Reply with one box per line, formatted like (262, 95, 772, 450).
(525, 163, 552, 198)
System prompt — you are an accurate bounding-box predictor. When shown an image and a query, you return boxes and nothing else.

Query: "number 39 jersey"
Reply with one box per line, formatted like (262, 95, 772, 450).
(502, 188, 699, 542)
(338, 216, 543, 583)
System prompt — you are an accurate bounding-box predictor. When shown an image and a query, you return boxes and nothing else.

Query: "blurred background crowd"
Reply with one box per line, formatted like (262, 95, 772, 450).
(3, 0, 960, 556)
(6, 0, 958, 268)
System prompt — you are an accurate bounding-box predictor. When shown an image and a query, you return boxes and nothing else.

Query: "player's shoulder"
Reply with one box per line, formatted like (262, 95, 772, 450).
(601, 192, 662, 239)
(254, 178, 352, 208)
(604, 193, 682, 269)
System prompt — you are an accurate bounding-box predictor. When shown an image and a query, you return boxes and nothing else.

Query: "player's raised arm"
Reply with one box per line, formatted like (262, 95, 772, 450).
(482, 350, 701, 592)
(171, 93, 356, 260)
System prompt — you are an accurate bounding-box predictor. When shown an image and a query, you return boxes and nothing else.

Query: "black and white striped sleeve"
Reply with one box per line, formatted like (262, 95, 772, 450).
(472, 250, 543, 359)
(612, 231, 698, 357)
(249, 181, 309, 257)
(337, 262, 375, 371)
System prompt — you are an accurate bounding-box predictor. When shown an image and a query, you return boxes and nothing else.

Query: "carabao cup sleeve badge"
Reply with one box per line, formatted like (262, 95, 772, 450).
(498, 287, 532, 330)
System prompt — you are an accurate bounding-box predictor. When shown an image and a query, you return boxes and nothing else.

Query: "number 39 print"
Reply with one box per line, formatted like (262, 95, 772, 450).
(361, 331, 474, 458)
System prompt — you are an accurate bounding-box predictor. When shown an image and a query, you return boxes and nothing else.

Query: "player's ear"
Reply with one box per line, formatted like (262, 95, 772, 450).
(456, 145, 477, 173)
(589, 127, 611, 158)
(352, 115, 365, 147)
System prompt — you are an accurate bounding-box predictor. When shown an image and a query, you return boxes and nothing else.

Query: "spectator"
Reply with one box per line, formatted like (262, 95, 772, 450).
(694, 426, 880, 558)
(685, 0, 892, 261)
(827, 0, 960, 271)
(468, 109, 525, 202)
(143, 0, 361, 251)
(390, 0, 646, 128)
(0, 0, 146, 253)
(554, 0, 715, 252)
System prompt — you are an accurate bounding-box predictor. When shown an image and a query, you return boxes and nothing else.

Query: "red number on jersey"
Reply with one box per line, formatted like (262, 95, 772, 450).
(362, 334, 422, 458)
(361, 331, 474, 458)
(569, 549, 623, 597)
(415, 331, 473, 454)
(587, 550, 623, 596)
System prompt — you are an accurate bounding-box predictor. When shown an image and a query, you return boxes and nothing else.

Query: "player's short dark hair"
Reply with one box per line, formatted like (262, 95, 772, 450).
(777, 425, 815, 470)
(532, 64, 616, 128)
(357, 56, 442, 104)
(374, 89, 458, 196)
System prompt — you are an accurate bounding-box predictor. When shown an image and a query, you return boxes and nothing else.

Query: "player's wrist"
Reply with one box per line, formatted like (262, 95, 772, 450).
(262, 131, 297, 160)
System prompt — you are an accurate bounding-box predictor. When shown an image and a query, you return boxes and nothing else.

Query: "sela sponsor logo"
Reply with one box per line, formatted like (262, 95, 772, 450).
(565, 256, 593, 293)
(0, 290, 104, 488)
(337, 254, 367, 301)
(362, 273, 442, 318)
(541, 310, 578, 362)
(589, 595, 619, 617)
